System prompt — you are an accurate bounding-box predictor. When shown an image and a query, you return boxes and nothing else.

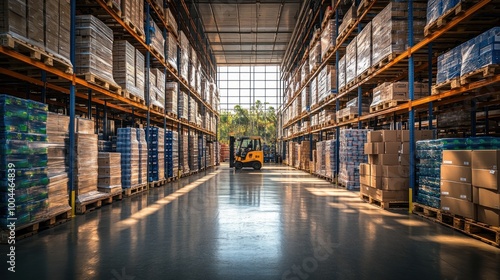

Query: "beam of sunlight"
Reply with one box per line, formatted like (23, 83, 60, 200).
(395, 219, 430, 227)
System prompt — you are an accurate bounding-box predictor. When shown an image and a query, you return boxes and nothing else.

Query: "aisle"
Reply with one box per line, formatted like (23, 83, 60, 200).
(3, 164, 500, 280)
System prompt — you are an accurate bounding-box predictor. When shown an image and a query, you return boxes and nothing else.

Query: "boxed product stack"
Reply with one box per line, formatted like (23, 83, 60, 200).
(180, 128, 190, 174)
(436, 46, 461, 84)
(301, 62, 310, 85)
(315, 141, 325, 177)
(97, 152, 122, 195)
(325, 139, 337, 179)
(117, 128, 140, 188)
(338, 129, 369, 190)
(310, 77, 318, 108)
(309, 41, 321, 72)
(460, 27, 500, 78)
(372, 2, 426, 66)
(336, 97, 369, 120)
(152, 68, 166, 109)
(370, 81, 429, 108)
(317, 66, 337, 102)
(149, 18, 165, 60)
(299, 141, 311, 171)
(113, 40, 142, 98)
(157, 127, 165, 181)
(345, 38, 357, 86)
(74, 118, 99, 197)
(75, 15, 118, 87)
(472, 150, 500, 226)
(165, 129, 179, 178)
(189, 132, 199, 172)
(166, 31, 178, 71)
(440, 150, 474, 219)
(189, 96, 198, 122)
(301, 87, 310, 113)
(136, 128, 148, 184)
(46, 113, 70, 215)
(147, 127, 165, 182)
(426, 0, 461, 26)
(135, 49, 145, 100)
(189, 59, 197, 90)
(338, 56, 346, 90)
(338, 4, 356, 38)
(0, 95, 50, 228)
(356, 22, 372, 76)
(166, 82, 178, 116)
(165, 7, 177, 35)
(321, 19, 337, 59)
(121, 0, 143, 37)
(45, 0, 71, 62)
(179, 31, 190, 81)
(178, 91, 189, 120)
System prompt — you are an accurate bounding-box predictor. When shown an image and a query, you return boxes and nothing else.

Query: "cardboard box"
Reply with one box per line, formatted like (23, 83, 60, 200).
(359, 163, 371, 176)
(440, 165, 472, 183)
(440, 197, 476, 219)
(382, 177, 409, 191)
(471, 150, 500, 169)
(374, 142, 385, 154)
(383, 165, 409, 178)
(371, 165, 383, 177)
(472, 169, 500, 191)
(370, 176, 382, 189)
(367, 131, 383, 142)
(364, 143, 374, 154)
(476, 205, 500, 227)
(381, 130, 400, 142)
(442, 150, 471, 167)
(360, 174, 370, 186)
(477, 188, 500, 209)
(384, 142, 401, 154)
(360, 184, 371, 196)
(440, 180, 472, 201)
(377, 154, 400, 165)
(473, 186, 479, 204)
(400, 142, 410, 154)
(368, 155, 377, 165)
(401, 130, 434, 142)
(400, 154, 410, 166)
(373, 189, 407, 201)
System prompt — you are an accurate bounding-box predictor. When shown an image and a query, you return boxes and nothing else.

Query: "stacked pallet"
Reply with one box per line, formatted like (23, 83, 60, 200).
(0, 95, 50, 228)
(136, 128, 148, 184)
(46, 113, 71, 215)
(152, 68, 166, 110)
(472, 150, 500, 226)
(310, 77, 318, 108)
(315, 141, 325, 177)
(299, 141, 311, 171)
(180, 128, 190, 175)
(317, 66, 336, 103)
(166, 82, 178, 116)
(97, 152, 122, 195)
(165, 129, 179, 178)
(370, 81, 429, 111)
(356, 22, 371, 76)
(338, 129, 369, 190)
(189, 132, 199, 172)
(338, 56, 346, 90)
(121, 0, 144, 36)
(75, 15, 118, 88)
(113, 40, 142, 98)
(149, 18, 164, 60)
(117, 127, 140, 188)
(179, 31, 190, 81)
(309, 41, 321, 73)
(325, 139, 337, 180)
(338, 4, 356, 39)
(345, 38, 357, 86)
(166, 31, 178, 71)
(336, 97, 369, 121)
(147, 127, 165, 182)
(426, 0, 461, 27)
(165, 6, 177, 36)
(178, 91, 189, 120)
(321, 19, 337, 58)
(301, 87, 310, 113)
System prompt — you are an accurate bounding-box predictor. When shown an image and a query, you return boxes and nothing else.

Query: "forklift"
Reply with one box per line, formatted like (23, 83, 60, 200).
(229, 136, 264, 170)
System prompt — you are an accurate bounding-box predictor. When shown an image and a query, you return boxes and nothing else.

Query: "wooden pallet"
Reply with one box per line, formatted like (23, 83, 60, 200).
(424, 0, 471, 37)
(97, 187, 123, 203)
(151, 104, 165, 114)
(123, 183, 148, 197)
(122, 17, 146, 41)
(336, 20, 357, 45)
(360, 194, 409, 210)
(464, 220, 500, 247)
(0, 208, 72, 243)
(431, 78, 461, 95)
(357, 0, 376, 15)
(339, 113, 358, 122)
(369, 100, 406, 113)
(124, 93, 146, 105)
(106, 0, 122, 17)
(321, 9, 334, 30)
(149, 179, 167, 188)
(76, 193, 112, 214)
(77, 73, 121, 95)
(150, 47, 165, 63)
(370, 53, 399, 74)
(460, 64, 500, 85)
(149, 0, 165, 19)
(0, 34, 73, 74)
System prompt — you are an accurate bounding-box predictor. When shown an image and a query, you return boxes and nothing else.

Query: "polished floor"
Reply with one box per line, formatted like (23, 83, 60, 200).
(2, 164, 500, 280)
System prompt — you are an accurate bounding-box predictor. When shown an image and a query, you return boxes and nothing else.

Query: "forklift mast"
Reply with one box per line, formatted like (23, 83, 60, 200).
(229, 136, 235, 168)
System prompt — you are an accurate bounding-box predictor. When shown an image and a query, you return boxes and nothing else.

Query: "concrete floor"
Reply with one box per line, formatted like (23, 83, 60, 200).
(2, 164, 500, 280)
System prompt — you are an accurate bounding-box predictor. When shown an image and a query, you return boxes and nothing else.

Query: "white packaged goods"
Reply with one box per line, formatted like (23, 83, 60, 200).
(301, 86, 310, 113)
(166, 31, 178, 71)
(166, 82, 178, 115)
(345, 37, 357, 85)
(114, 40, 142, 98)
(152, 68, 166, 109)
(356, 22, 372, 76)
(339, 129, 369, 190)
(321, 19, 337, 58)
(338, 4, 356, 37)
(338, 55, 346, 90)
(179, 31, 190, 81)
(166, 7, 177, 35)
(310, 77, 318, 107)
(309, 40, 321, 71)
(135, 49, 145, 99)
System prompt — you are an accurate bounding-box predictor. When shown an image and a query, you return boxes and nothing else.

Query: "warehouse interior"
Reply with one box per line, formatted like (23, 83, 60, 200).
(1, 0, 500, 279)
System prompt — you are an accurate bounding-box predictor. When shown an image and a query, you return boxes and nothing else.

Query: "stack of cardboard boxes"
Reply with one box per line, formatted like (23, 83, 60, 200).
(97, 152, 122, 195)
(472, 150, 500, 226)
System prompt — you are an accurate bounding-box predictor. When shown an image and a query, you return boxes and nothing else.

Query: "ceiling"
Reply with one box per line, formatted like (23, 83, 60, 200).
(195, 0, 302, 65)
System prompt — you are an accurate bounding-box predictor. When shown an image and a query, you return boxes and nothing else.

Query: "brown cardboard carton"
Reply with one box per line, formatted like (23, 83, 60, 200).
(400, 130, 409, 142)
(378, 154, 399, 165)
(472, 169, 500, 191)
(442, 150, 471, 167)
(360, 174, 370, 186)
(364, 143, 374, 154)
(473, 187, 479, 204)
(359, 163, 371, 176)
(440, 197, 476, 219)
(370, 176, 382, 189)
(371, 165, 383, 177)
(471, 150, 500, 169)
(368, 155, 377, 165)
(400, 154, 410, 166)
(367, 131, 383, 142)
(440, 180, 472, 201)
(400, 142, 410, 155)
(476, 206, 500, 227)
(374, 142, 385, 154)
(477, 188, 500, 209)
(383, 165, 409, 178)
(382, 177, 409, 191)
(440, 165, 471, 183)
(384, 142, 401, 154)
(381, 130, 400, 142)
(401, 130, 434, 141)
(373, 189, 407, 201)
(360, 184, 371, 196)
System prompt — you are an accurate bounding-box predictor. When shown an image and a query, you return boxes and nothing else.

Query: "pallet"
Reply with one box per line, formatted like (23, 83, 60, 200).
(460, 64, 500, 85)
(360, 194, 409, 210)
(424, 1, 470, 37)
(166, 112, 178, 119)
(150, 47, 165, 63)
(369, 100, 406, 113)
(149, 179, 167, 188)
(76, 192, 112, 214)
(336, 20, 357, 45)
(370, 53, 399, 74)
(357, 0, 376, 15)
(151, 104, 165, 114)
(339, 113, 358, 122)
(321, 9, 334, 30)
(0, 208, 72, 243)
(464, 220, 500, 247)
(124, 92, 146, 105)
(106, 0, 122, 17)
(123, 183, 148, 197)
(0, 34, 73, 74)
(149, 0, 165, 19)
(77, 73, 121, 95)
(122, 17, 146, 41)
(431, 78, 461, 95)
(97, 187, 123, 203)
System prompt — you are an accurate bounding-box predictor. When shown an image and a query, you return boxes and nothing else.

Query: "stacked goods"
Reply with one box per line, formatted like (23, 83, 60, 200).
(338, 56, 346, 90)
(472, 150, 500, 226)
(310, 77, 318, 108)
(318, 108, 335, 125)
(189, 132, 199, 172)
(97, 152, 122, 195)
(46, 113, 70, 215)
(189, 96, 198, 122)
(75, 15, 117, 87)
(165, 7, 177, 35)
(46, 0, 71, 61)
(440, 150, 474, 219)
(166, 31, 178, 71)
(157, 127, 165, 181)
(336, 97, 369, 120)
(345, 38, 357, 85)
(179, 31, 190, 81)
(338, 129, 369, 190)
(166, 82, 178, 116)
(135, 49, 145, 100)
(179, 91, 189, 120)
(165, 129, 179, 178)
(325, 139, 337, 179)
(461, 27, 500, 77)
(372, 2, 426, 66)
(121, 0, 144, 36)
(356, 22, 371, 76)
(220, 143, 229, 163)
(294, 143, 300, 169)
(309, 41, 321, 72)
(152, 68, 166, 109)
(74, 118, 99, 197)
(149, 18, 164, 59)
(436, 46, 460, 84)
(189, 59, 197, 89)
(147, 127, 165, 182)
(338, 4, 356, 37)
(426, 0, 461, 26)
(0, 95, 49, 228)
(321, 19, 337, 58)
(315, 141, 325, 177)
(301, 62, 309, 85)
(370, 81, 429, 108)
(301, 87, 310, 113)
(299, 141, 311, 171)
(136, 128, 148, 184)
(117, 128, 140, 188)
(113, 40, 142, 98)
(180, 128, 190, 174)
(317, 66, 336, 102)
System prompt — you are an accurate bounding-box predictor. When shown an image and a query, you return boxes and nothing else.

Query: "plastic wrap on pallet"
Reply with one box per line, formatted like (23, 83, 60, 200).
(179, 31, 190, 81)
(317, 67, 327, 102)
(309, 40, 322, 72)
(117, 128, 139, 188)
(166, 7, 177, 35)
(462, 27, 500, 77)
(301, 86, 310, 113)
(338, 129, 369, 190)
(152, 68, 165, 108)
(310, 76, 318, 107)
(321, 19, 337, 59)
(136, 128, 148, 184)
(0, 0, 27, 37)
(371, 83, 385, 107)
(113, 40, 141, 98)
(166, 31, 178, 71)
(426, 0, 442, 25)
(98, 152, 122, 191)
(338, 55, 346, 90)
(75, 15, 117, 86)
(356, 22, 372, 76)
(338, 4, 356, 38)
(135, 49, 145, 99)
(121, 0, 143, 37)
(149, 18, 165, 61)
(326, 66, 336, 96)
(301, 61, 310, 85)
(436, 45, 461, 84)
(166, 82, 178, 116)
(346, 38, 357, 85)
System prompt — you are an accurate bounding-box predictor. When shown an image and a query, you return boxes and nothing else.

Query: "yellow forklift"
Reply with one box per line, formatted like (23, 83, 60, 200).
(229, 136, 263, 170)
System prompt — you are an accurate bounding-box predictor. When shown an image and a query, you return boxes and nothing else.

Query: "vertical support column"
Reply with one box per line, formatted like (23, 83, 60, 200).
(69, 0, 76, 216)
(428, 43, 433, 130)
(95, 106, 100, 134)
(145, 3, 151, 186)
(408, 0, 416, 212)
(87, 89, 92, 119)
(335, 7, 340, 179)
(41, 70, 47, 103)
(103, 101, 108, 140)
(485, 106, 489, 135)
